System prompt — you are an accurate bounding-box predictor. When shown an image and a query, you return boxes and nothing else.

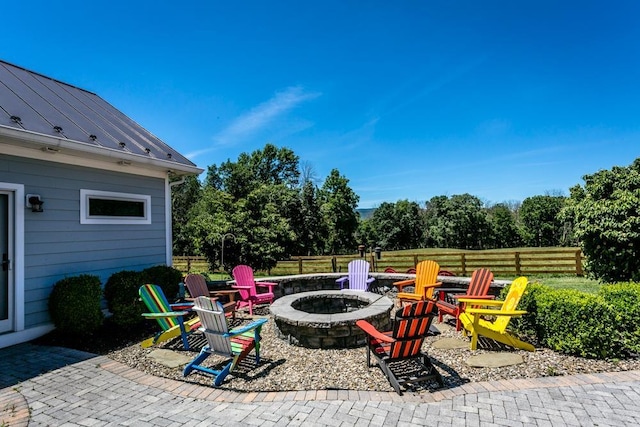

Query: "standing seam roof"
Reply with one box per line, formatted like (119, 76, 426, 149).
(0, 59, 196, 168)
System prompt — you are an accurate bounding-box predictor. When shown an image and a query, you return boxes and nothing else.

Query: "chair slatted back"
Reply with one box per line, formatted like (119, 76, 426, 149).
(396, 300, 434, 318)
(347, 259, 371, 291)
(493, 277, 528, 333)
(232, 265, 257, 299)
(414, 260, 440, 299)
(193, 296, 233, 356)
(139, 284, 177, 331)
(467, 268, 494, 297)
(387, 301, 436, 359)
(184, 274, 209, 298)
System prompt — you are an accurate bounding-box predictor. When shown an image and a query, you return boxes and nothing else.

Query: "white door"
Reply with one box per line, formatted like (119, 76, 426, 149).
(0, 191, 13, 333)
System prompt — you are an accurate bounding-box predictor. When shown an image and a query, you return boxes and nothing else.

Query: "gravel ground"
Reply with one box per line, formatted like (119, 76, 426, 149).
(107, 304, 640, 394)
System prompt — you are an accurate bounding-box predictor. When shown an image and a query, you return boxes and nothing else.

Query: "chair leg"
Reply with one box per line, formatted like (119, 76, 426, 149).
(183, 347, 211, 376)
(177, 317, 190, 350)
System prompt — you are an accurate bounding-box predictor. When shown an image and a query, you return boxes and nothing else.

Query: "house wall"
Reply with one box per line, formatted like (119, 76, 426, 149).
(0, 153, 168, 330)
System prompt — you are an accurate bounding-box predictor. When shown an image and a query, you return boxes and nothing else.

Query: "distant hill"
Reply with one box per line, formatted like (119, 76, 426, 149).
(357, 208, 376, 219)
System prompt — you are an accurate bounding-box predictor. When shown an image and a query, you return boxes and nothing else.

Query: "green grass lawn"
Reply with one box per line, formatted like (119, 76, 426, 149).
(526, 275, 603, 294)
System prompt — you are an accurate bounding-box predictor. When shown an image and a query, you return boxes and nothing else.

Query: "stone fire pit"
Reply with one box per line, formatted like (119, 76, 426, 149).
(269, 290, 393, 349)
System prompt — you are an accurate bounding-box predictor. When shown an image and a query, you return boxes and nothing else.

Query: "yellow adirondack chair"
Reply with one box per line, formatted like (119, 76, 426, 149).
(457, 276, 534, 352)
(393, 260, 442, 304)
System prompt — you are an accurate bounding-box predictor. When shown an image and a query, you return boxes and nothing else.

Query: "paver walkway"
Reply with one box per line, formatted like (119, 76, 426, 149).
(2, 343, 640, 426)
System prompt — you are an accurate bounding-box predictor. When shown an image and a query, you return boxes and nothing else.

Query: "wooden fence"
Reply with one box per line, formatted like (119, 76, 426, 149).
(174, 248, 585, 277)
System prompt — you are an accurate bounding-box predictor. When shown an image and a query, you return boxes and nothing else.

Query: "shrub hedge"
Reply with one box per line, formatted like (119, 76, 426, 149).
(103, 265, 184, 328)
(103, 270, 146, 328)
(49, 274, 103, 336)
(506, 279, 640, 359)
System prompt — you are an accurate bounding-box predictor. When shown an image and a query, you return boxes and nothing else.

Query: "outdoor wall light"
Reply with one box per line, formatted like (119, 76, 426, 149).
(26, 194, 44, 213)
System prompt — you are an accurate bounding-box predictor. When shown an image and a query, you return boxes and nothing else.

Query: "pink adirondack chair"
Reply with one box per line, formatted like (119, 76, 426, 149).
(336, 259, 375, 291)
(231, 265, 277, 315)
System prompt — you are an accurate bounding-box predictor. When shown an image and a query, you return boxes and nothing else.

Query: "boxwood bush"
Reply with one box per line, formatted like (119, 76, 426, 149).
(104, 265, 183, 328)
(141, 265, 182, 299)
(535, 289, 620, 359)
(504, 280, 640, 359)
(49, 274, 103, 336)
(104, 270, 146, 328)
(599, 282, 640, 355)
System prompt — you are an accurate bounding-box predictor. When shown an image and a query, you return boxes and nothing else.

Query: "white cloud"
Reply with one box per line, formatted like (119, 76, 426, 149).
(186, 86, 320, 159)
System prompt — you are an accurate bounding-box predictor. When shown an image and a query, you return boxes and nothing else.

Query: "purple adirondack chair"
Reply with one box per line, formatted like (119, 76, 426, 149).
(336, 259, 376, 291)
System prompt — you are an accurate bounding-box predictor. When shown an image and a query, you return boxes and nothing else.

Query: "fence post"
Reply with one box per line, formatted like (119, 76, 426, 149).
(187, 257, 191, 273)
(460, 253, 467, 276)
(370, 253, 376, 272)
(515, 252, 521, 276)
(331, 256, 337, 273)
(575, 250, 584, 276)
(413, 254, 418, 268)
(298, 257, 303, 274)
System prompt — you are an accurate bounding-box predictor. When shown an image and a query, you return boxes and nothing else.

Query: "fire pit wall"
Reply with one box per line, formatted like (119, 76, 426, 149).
(270, 290, 393, 349)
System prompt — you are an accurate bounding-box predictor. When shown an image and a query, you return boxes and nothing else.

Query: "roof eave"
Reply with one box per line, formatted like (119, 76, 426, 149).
(0, 125, 203, 177)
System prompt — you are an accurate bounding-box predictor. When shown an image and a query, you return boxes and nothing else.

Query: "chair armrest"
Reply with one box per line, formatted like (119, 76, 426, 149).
(170, 302, 194, 311)
(466, 308, 528, 317)
(392, 279, 415, 292)
(355, 320, 395, 343)
(336, 277, 348, 284)
(256, 281, 278, 290)
(232, 285, 253, 290)
(457, 298, 504, 306)
(436, 287, 466, 294)
(228, 317, 268, 336)
(452, 294, 495, 300)
(366, 277, 376, 284)
(422, 282, 442, 298)
(142, 311, 189, 318)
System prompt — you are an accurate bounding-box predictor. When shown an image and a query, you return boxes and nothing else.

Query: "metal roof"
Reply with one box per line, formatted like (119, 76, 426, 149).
(0, 59, 201, 175)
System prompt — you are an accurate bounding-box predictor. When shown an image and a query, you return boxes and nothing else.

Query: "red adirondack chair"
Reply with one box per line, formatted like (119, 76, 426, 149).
(231, 265, 277, 315)
(435, 268, 494, 331)
(356, 300, 444, 395)
(184, 273, 237, 319)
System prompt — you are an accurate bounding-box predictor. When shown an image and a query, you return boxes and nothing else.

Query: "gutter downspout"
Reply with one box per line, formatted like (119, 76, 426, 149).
(165, 176, 187, 266)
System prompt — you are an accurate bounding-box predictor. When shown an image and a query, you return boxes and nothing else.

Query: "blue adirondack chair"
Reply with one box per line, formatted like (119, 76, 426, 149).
(183, 296, 268, 386)
(336, 259, 376, 291)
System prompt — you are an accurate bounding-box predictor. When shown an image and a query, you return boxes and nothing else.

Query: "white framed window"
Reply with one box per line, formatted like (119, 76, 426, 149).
(80, 189, 151, 224)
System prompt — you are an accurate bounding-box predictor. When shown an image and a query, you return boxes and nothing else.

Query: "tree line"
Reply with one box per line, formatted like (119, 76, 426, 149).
(172, 143, 640, 283)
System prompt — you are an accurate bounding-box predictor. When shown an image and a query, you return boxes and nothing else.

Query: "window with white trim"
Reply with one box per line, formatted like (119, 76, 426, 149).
(80, 189, 151, 224)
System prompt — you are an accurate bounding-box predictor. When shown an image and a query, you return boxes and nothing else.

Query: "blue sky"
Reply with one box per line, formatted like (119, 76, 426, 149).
(3, 1, 639, 208)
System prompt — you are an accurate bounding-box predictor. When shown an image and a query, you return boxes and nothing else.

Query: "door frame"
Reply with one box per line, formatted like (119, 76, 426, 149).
(0, 183, 24, 334)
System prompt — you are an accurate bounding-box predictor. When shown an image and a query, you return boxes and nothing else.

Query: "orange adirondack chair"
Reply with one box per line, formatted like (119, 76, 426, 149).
(231, 265, 277, 315)
(184, 273, 237, 319)
(435, 268, 494, 331)
(393, 260, 442, 305)
(356, 300, 443, 395)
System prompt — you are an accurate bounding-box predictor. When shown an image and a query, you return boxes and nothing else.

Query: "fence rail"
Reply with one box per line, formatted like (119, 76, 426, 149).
(173, 248, 585, 278)
(269, 248, 585, 277)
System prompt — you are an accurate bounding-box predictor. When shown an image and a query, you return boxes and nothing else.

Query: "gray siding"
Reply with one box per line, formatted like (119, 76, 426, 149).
(0, 154, 168, 328)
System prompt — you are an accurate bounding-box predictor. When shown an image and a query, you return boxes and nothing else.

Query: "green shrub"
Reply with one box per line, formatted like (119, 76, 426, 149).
(599, 282, 640, 355)
(536, 289, 620, 359)
(141, 265, 183, 299)
(49, 275, 103, 335)
(104, 270, 146, 328)
(504, 281, 550, 344)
